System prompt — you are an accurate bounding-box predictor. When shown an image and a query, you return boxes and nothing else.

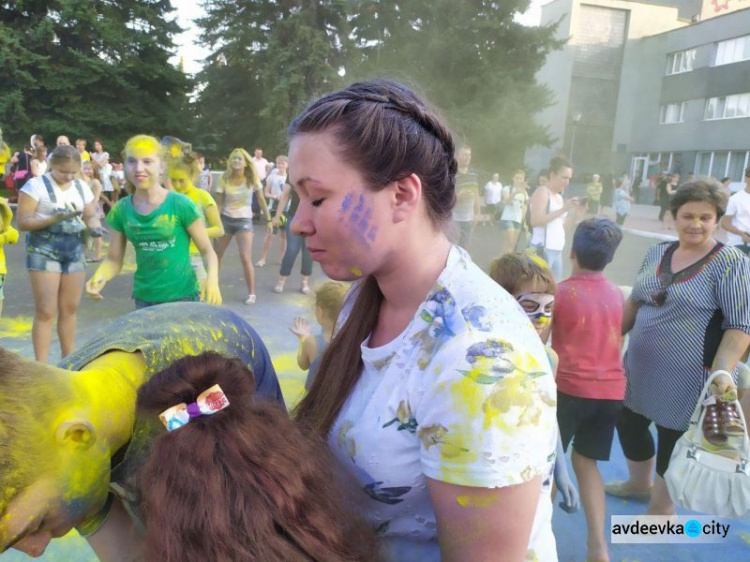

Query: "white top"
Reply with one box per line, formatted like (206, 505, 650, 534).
(215, 177, 257, 219)
(100, 163, 115, 192)
(265, 169, 287, 198)
(21, 173, 94, 221)
(251, 157, 269, 181)
(500, 186, 529, 223)
(530, 188, 566, 252)
(33, 160, 48, 176)
(725, 189, 750, 246)
(484, 181, 503, 205)
(92, 151, 109, 166)
(330, 246, 558, 562)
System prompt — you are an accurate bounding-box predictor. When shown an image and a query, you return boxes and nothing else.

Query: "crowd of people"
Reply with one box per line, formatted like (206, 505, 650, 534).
(1, 79, 750, 562)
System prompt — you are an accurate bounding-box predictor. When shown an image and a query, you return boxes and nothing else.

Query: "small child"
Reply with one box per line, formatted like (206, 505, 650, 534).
(551, 217, 624, 562)
(290, 281, 349, 391)
(488, 253, 579, 514)
(0, 197, 20, 317)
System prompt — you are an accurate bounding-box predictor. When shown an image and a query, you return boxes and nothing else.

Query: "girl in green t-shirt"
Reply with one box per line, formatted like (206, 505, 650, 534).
(85, 135, 222, 308)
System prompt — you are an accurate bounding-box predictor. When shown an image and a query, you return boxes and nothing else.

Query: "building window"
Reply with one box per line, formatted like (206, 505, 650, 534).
(694, 150, 750, 180)
(666, 49, 696, 75)
(704, 93, 750, 120)
(660, 102, 686, 124)
(715, 35, 750, 66)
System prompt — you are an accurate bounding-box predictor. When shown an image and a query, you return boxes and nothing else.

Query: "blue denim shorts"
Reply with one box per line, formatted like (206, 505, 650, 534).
(0, 273, 5, 300)
(221, 214, 254, 235)
(26, 231, 86, 274)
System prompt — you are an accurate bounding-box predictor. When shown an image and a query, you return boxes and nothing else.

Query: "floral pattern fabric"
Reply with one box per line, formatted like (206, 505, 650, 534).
(330, 245, 558, 561)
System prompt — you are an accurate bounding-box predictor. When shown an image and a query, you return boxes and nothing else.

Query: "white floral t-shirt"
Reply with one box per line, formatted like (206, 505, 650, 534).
(330, 246, 558, 561)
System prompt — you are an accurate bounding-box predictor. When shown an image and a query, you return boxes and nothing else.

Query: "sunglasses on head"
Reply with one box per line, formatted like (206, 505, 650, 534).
(652, 271, 673, 307)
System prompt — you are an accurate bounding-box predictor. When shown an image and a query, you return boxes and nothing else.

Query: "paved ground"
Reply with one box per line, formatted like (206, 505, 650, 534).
(1, 200, 748, 561)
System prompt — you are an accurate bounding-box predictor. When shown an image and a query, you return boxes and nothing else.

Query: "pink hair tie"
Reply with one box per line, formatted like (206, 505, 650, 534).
(159, 384, 230, 432)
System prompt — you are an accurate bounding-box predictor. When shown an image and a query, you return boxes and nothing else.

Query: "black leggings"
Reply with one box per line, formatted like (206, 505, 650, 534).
(616, 406, 685, 477)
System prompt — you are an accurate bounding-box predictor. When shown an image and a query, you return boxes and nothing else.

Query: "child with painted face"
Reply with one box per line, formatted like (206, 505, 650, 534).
(0, 303, 283, 559)
(167, 147, 225, 289)
(488, 252, 580, 517)
(85, 135, 222, 308)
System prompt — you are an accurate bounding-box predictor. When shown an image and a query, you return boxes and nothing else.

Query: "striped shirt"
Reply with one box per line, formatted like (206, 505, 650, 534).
(625, 241, 750, 430)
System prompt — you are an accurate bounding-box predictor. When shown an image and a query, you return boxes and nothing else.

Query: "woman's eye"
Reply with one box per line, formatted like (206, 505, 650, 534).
(312, 199, 324, 208)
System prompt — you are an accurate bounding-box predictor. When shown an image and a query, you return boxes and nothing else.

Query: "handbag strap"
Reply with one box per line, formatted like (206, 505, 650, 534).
(689, 370, 750, 456)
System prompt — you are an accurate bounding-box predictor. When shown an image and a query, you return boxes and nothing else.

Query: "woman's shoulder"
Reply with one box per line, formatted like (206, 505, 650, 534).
(713, 243, 749, 267)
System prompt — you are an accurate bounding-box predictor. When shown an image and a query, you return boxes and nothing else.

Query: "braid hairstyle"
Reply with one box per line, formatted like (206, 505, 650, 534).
(290, 79, 457, 438)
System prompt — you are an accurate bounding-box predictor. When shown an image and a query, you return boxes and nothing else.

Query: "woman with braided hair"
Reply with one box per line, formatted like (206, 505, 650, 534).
(290, 79, 558, 561)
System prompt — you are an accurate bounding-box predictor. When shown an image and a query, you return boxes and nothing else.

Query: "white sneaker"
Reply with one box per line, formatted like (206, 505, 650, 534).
(245, 294, 257, 305)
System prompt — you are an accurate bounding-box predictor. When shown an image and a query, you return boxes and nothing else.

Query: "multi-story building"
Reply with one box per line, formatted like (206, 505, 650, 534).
(526, 0, 750, 192)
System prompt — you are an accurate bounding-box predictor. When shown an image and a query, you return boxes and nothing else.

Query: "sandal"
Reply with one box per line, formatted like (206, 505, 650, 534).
(603, 480, 652, 501)
(274, 281, 284, 294)
(301, 283, 311, 295)
(720, 400, 745, 436)
(244, 294, 256, 305)
(255, 259, 266, 267)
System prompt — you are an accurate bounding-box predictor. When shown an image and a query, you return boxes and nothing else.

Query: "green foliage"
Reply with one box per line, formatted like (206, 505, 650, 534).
(194, 0, 562, 174)
(192, 0, 347, 160)
(346, 0, 562, 174)
(0, 0, 190, 157)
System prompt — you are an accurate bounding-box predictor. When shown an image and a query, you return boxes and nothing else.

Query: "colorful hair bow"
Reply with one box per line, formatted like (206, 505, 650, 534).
(159, 384, 230, 432)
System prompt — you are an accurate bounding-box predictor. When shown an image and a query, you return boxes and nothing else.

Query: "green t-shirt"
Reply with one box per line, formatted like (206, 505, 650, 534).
(107, 191, 201, 302)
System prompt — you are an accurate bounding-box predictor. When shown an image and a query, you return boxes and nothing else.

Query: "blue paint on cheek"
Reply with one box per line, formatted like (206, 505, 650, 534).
(341, 193, 354, 212)
(354, 194, 365, 212)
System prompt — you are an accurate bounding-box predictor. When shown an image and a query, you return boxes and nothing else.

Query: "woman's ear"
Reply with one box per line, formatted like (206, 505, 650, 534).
(392, 173, 422, 224)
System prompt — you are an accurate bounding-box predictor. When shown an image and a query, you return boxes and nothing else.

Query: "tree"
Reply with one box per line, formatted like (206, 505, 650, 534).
(0, 0, 190, 155)
(192, 0, 348, 159)
(346, 0, 562, 174)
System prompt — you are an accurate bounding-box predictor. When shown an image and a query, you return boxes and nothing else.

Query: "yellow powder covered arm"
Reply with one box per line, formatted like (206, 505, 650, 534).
(0, 225, 19, 245)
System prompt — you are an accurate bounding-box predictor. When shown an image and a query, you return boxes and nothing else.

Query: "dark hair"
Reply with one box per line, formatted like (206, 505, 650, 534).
(290, 79, 457, 437)
(721, 177, 731, 183)
(548, 156, 571, 176)
(137, 352, 375, 562)
(670, 177, 727, 220)
(572, 218, 623, 271)
(488, 253, 556, 295)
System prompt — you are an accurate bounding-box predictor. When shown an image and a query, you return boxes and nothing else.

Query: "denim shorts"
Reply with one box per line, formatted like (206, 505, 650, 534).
(221, 214, 254, 235)
(26, 231, 86, 274)
(0, 273, 5, 299)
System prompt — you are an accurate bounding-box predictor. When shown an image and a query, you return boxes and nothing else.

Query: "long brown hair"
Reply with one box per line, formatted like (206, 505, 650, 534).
(290, 79, 457, 437)
(136, 352, 376, 562)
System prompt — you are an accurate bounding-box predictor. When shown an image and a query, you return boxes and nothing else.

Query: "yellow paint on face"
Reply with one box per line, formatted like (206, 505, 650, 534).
(456, 494, 499, 508)
(349, 266, 363, 277)
(168, 169, 194, 195)
(125, 137, 160, 159)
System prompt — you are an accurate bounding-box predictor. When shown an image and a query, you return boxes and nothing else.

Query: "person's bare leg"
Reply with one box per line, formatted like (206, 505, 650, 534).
(236, 231, 255, 296)
(257, 230, 273, 265)
(646, 475, 675, 515)
(92, 237, 102, 261)
(214, 233, 233, 268)
(572, 450, 609, 562)
(57, 271, 85, 357)
(622, 456, 655, 491)
(29, 271, 61, 363)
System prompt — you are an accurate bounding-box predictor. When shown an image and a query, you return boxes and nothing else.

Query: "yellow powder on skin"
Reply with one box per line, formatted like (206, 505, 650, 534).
(349, 266, 363, 277)
(456, 494, 499, 508)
